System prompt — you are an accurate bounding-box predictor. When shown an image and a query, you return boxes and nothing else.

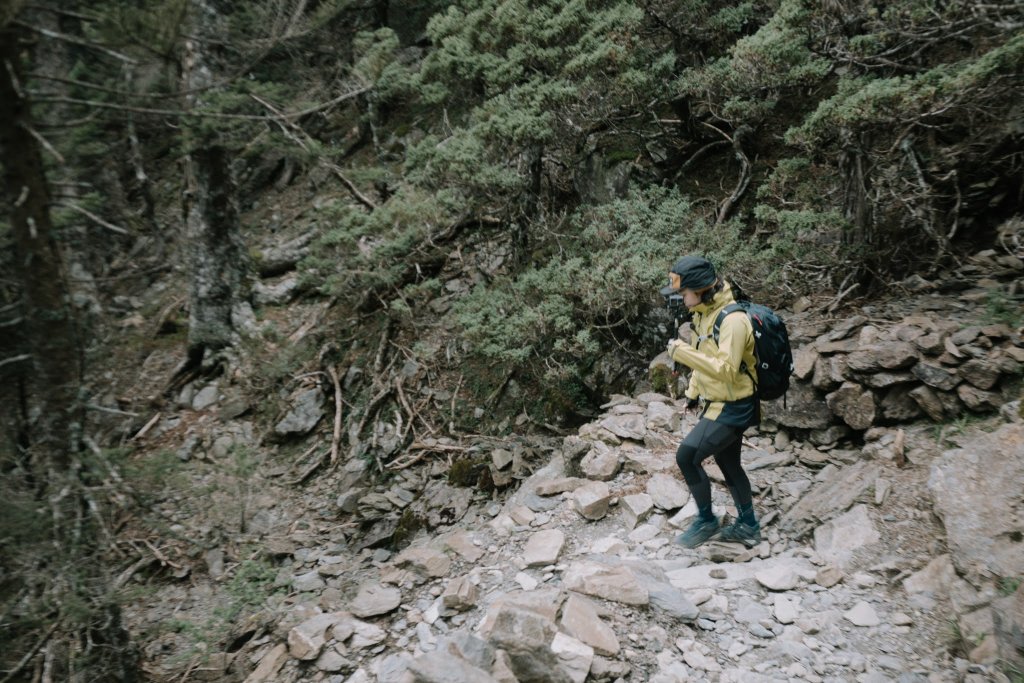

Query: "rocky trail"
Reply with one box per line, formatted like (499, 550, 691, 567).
(119, 255, 1024, 683)
(125, 397, 1024, 683)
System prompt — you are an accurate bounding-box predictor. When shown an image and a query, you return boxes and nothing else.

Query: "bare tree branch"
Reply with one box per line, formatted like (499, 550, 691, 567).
(55, 201, 130, 235)
(0, 354, 31, 370)
(13, 19, 137, 63)
(32, 84, 370, 121)
(251, 93, 378, 210)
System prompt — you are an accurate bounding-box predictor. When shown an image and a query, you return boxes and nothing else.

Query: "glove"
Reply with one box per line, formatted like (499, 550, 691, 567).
(685, 397, 699, 412)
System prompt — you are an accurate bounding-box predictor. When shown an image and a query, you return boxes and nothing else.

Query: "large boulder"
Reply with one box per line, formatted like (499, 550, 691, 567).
(763, 382, 834, 429)
(928, 423, 1024, 583)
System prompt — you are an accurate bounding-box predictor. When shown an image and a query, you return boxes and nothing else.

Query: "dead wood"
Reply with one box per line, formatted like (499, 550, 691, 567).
(348, 385, 393, 473)
(713, 124, 752, 226)
(0, 621, 61, 683)
(250, 93, 377, 211)
(673, 139, 729, 181)
(328, 365, 343, 467)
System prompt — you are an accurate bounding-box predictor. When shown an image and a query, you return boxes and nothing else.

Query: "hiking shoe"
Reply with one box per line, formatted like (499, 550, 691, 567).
(718, 520, 762, 548)
(675, 516, 720, 548)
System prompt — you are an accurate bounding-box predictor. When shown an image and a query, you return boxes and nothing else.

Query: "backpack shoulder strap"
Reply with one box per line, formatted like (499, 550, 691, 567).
(712, 303, 757, 391)
(712, 303, 746, 344)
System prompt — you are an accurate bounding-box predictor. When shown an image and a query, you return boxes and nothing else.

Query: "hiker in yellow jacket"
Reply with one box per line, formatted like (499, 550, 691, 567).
(661, 255, 761, 548)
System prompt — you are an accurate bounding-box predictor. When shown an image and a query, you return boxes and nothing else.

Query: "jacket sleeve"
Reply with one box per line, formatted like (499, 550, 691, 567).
(669, 312, 749, 388)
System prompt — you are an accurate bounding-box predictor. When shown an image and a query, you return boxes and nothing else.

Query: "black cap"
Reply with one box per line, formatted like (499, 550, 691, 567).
(659, 255, 717, 296)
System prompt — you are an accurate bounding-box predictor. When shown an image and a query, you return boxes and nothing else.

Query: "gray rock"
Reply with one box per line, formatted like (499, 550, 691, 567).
(814, 504, 880, 568)
(349, 582, 401, 618)
(903, 554, 957, 599)
(646, 472, 689, 509)
(908, 384, 949, 421)
(523, 529, 565, 567)
(928, 423, 1024, 582)
(811, 354, 846, 391)
(288, 613, 344, 660)
(562, 561, 649, 605)
(483, 604, 573, 683)
(779, 460, 881, 536)
(826, 382, 877, 431)
(763, 382, 834, 429)
(755, 564, 800, 591)
(992, 582, 1024, 673)
(394, 546, 451, 578)
(912, 362, 960, 390)
(645, 401, 680, 432)
(273, 387, 325, 436)
(844, 600, 880, 627)
(192, 383, 220, 411)
(620, 493, 653, 529)
(956, 384, 1001, 411)
(253, 277, 298, 305)
(408, 651, 499, 683)
(880, 386, 923, 421)
(560, 593, 620, 656)
(293, 569, 326, 593)
(442, 576, 479, 611)
(579, 442, 620, 481)
(550, 632, 594, 683)
(573, 481, 612, 520)
(600, 413, 647, 441)
(847, 342, 919, 371)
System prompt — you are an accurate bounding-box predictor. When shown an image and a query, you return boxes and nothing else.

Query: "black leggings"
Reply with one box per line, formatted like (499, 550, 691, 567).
(675, 418, 752, 512)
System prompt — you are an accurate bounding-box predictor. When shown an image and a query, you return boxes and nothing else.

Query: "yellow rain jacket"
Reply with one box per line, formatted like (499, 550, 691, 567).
(668, 280, 758, 425)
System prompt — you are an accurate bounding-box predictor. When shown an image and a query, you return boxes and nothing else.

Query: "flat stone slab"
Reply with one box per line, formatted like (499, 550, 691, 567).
(661, 554, 816, 592)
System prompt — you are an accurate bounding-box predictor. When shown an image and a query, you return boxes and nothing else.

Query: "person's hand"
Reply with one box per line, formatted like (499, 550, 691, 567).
(677, 322, 694, 344)
(682, 397, 700, 417)
(667, 338, 683, 356)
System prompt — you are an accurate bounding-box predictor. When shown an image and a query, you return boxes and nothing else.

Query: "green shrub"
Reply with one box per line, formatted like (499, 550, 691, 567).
(452, 186, 769, 393)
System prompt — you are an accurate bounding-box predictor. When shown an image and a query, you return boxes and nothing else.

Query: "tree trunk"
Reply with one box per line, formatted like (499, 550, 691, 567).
(0, 14, 139, 682)
(180, 11, 249, 365)
(0, 19, 81, 470)
(839, 129, 872, 250)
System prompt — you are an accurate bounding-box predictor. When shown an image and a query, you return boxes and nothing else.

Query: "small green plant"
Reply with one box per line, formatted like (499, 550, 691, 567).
(985, 290, 1023, 328)
(159, 556, 282, 666)
(217, 558, 279, 621)
(998, 576, 1021, 596)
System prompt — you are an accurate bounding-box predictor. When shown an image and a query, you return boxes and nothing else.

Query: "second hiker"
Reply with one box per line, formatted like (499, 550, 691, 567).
(661, 255, 762, 548)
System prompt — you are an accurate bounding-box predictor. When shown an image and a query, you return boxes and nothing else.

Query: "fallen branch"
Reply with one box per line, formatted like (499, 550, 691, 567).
(55, 200, 130, 235)
(0, 353, 31, 370)
(449, 373, 463, 435)
(0, 620, 61, 683)
(131, 413, 162, 440)
(289, 448, 330, 485)
(328, 365, 343, 467)
(85, 403, 139, 417)
(140, 540, 184, 573)
(348, 386, 392, 473)
(250, 93, 377, 210)
(825, 282, 859, 313)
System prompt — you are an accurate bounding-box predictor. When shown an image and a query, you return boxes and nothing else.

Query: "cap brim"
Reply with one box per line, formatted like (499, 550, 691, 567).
(659, 285, 680, 297)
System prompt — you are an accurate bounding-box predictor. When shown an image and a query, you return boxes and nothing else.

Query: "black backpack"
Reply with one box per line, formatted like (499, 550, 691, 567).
(712, 300, 794, 401)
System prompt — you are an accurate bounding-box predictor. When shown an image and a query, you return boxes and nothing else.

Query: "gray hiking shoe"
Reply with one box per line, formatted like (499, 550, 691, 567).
(675, 516, 720, 548)
(718, 519, 762, 548)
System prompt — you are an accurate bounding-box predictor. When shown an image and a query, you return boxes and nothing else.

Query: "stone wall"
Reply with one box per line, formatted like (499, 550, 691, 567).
(764, 315, 1022, 445)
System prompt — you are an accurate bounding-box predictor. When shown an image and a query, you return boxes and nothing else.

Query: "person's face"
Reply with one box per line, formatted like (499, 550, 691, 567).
(680, 287, 703, 309)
